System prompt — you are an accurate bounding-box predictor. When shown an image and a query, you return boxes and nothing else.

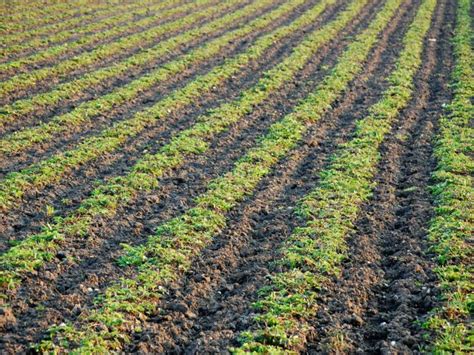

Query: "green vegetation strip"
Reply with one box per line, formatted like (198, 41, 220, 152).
(1, 1, 75, 25)
(2, 0, 161, 27)
(0, 0, 370, 291)
(1, 0, 187, 63)
(0, 0, 244, 130)
(0, 0, 307, 209)
(0, 0, 250, 128)
(0, 0, 338, 287)
(0, 0, 116, 34)
(0, 0, 71, 16)
(0, 0, 237, 99)
(1, 0, 158, 43)
(235, 0, 438, 351)
(34, 0, 403, 351)
(422, 0, 473, 351)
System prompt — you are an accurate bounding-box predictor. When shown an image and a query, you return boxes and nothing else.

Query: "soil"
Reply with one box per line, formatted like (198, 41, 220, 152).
(0, 0, 302, 166)
(1, 0, 345, 350)
(0, 0, 332, 248)
(0, 0, 254, 115)
(0, 0, 141, 42)
(0, 0, 255, 104)
(0, 0, 187, 66)
(0, 0, 458, 353)
(123, 1, 430, 352)
(308, 0, 455, 352)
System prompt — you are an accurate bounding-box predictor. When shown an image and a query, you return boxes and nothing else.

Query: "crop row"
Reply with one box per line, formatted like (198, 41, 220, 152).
(423, 0, 473, 351)
(0, 0, 338, 289)
(1, 0, 115, 34)
(1, 0, 187, 64)
(0, 0, 238, 100)
(0, 0, 251, 128)
(1, 0, 149, 42)
(235, 0, 437, 351)
(30, 0, 408, 351)
(0, 0, 296, 209)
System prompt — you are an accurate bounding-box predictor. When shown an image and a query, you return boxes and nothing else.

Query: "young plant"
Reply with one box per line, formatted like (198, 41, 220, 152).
(235, 0, 438, 351)
(423, 0, 473, 351)
(34, 0, 402, 351)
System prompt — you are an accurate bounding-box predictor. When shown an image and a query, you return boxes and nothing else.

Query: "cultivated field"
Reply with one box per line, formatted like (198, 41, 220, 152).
(0, 0, 472, 353)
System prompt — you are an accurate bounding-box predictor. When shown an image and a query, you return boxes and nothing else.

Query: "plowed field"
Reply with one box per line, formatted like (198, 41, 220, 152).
(1, 0, 472, 353)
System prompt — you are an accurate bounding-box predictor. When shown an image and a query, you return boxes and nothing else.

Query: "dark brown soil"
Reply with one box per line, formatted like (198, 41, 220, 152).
(1, 0, 347, 351)
(0, 1, 196, 68)
(307, 0, 455, 353)
(0, 0, 458, 353)
(0, 0, 142, 42)
(0, 1, 257, 104)
(0, 0, 186, 66)
(0, 0, 301, 167)
(0, 0, 333, 249)
(1, 3, 256, 119)
(121, 1, 426, 352)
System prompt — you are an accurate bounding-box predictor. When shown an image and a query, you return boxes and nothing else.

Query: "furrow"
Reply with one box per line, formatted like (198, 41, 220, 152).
(423, 0, 473, 351)
(3, 0, 462, 351)
(1, 1, 117, 34)
(0, 0, 210, 77)
(0, 0, 319, 212)
(306, 0, 456, 352)
(0, 0, 274, 166)
(0, 0, 330, 247)
(0, 1, 351, 348)
(1, 1, 180, 61)
(0, 0, 241, 103)
(0, 0, 256, 134)
(124, 1, 418, 351)
(234, 0, 437, 352)
(1, 0, 87, 26)
(1, 0, 164, 43)
(27, 0, 405, 351)
(0, 0, 316, 247)
(0, 0, 338, 287)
